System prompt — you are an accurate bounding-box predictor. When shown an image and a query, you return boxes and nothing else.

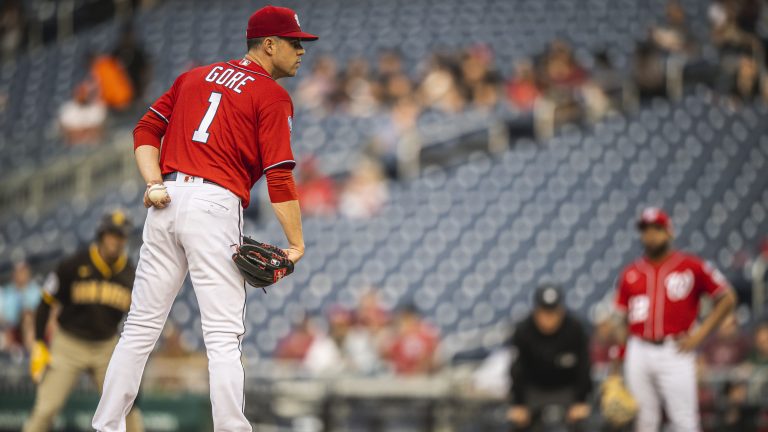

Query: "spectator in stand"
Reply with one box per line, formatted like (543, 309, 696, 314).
(0, 261, 41, 354)
(541, 40, 588, 90)
(339, 158, 389, 219)
(302, 309, 346, 376)
(275, 314, 316, 362)
(356, 290, 390, 331)
(506, 59, 540, 112)
(699, 313, 751, 371)
(295, 156, 338, 217)
(581, 52, 623, 121)
(0, 0, 25, 61)
(59, 81, 107, 146)
(650, 1, 697, 56)
(347, 290, 390, 374)
(728, 55, 766, 103)
(507, 284, 591, 431)
(472, 74, 502, 112)
(539, 40, 588, 124)
(589, 309, 622, 372)
(711, 0, 761, 36)
(376, 49, 404, 83)
(385, 304, 439, 375)
(632, 41, 667, 101)
(710, 0, 762, 93)
(295, 55, 338, 114)
(460, 45, 502, 111)
(369, 95, 420, 179)
(379, 72, 415, 107)
(339, 57, 377, 117)
(718, 380, 758, 432)
(746, 322, 768, 368)
(89, 52, 135, 111)
(112, 23, 151, 101)
(744, 322, 768, 411)
(419, 54, 466, 113)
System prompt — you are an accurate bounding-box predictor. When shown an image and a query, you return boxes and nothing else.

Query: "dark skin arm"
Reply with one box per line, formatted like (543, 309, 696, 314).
(677, 289, 737, 352)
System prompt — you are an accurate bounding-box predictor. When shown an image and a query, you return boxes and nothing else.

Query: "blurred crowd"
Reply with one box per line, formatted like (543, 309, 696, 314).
(274, 291, 440, 376)
(295, 0, 766, 125)
(0, 0, 152, 61)
(295, 156, 389, 219)
(58, 24, 151, 146)
(634, 0, 766, 105)
(290, 0, 768, 220)
(295, 41, 621, 169)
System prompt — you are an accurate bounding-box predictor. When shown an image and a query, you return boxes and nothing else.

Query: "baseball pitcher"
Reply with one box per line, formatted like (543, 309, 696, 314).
(92, 6, 315, 431)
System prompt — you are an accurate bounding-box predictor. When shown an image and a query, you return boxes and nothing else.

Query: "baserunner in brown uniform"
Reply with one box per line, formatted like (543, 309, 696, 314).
(24, 211, 143, 432)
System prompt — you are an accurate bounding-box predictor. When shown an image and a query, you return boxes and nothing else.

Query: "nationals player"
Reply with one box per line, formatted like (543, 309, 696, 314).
(614, 208, 736, 432)
(92, 6, 315, 431)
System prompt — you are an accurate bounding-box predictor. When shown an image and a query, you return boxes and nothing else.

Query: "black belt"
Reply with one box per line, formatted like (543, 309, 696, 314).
(163, 172, 222, 188)
(641, 335, 682, 345)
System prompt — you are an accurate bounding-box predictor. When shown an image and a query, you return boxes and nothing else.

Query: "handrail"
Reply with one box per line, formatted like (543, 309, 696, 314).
(0, 130, 136, 220)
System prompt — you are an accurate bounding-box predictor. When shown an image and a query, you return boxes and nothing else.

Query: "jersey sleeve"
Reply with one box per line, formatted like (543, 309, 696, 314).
(614, 270, 630, 313)
(258, 99, 296, 173)
(134, 72, 188, 150)
(695, 259, 730, 297)
(148, 72, 187, 124)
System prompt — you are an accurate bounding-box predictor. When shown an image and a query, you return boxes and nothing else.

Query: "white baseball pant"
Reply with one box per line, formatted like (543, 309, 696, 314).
(93, 173, 251, 432)
(625, 336, 699, 432)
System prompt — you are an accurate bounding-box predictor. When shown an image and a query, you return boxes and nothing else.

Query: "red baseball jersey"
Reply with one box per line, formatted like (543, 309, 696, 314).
(614, 250, 730, 340)
(142, 58, 295, 208)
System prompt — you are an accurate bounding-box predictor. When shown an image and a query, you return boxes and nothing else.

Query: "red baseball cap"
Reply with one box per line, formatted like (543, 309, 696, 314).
(636, 207, 673, 233)
(246, 5, 318, 41)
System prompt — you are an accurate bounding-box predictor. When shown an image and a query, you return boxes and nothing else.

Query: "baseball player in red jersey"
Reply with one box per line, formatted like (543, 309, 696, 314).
(614, 207, 736, 432)
(92, 6, 316, 431)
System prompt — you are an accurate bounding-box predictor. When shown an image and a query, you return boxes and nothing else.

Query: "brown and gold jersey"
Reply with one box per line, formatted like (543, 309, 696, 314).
(41, 244, 135, 341)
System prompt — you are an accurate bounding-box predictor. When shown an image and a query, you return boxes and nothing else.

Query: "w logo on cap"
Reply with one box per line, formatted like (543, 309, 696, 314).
(294, 14, 300, 27)
(642, 207, 660, 220)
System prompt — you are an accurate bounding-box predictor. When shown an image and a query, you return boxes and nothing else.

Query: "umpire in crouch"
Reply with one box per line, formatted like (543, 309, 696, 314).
(23, 211, 143, 432)
(508, 284, 592, 431)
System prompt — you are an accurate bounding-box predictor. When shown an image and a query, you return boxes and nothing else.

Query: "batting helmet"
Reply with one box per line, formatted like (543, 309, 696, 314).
(96, 210, 131, 239)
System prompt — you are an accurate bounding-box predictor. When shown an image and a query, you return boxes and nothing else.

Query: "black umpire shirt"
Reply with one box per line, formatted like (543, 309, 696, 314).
(509, 313, 592, 404)
(40, 244, 134, 341)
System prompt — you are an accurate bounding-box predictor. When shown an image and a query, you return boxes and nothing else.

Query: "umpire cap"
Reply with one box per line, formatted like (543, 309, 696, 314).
(97, 210, 131, 238)
(534, 283, 563, 310)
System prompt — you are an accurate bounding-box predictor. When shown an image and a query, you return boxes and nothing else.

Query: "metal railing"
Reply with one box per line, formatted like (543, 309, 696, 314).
(0, 130, 136, 220)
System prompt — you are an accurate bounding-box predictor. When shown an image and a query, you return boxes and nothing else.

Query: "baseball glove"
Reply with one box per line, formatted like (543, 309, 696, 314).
(232, 237, 294, 290)
(600, 374, 638, 427)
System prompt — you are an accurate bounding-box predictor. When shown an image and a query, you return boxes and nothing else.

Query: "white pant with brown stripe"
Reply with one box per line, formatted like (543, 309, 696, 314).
(625, 336, 699, 432)
(93, 174, 250, 432)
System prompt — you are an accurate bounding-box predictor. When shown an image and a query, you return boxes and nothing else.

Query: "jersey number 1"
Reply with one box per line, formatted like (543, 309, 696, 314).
(192, 92, 222, 143)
